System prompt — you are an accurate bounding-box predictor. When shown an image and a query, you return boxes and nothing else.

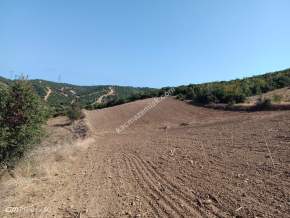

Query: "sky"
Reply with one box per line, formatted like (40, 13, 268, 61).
(0, 0, 290, 88)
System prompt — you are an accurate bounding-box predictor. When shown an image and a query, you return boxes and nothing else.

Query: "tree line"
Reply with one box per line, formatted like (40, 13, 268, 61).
(173, 69, 290, 104)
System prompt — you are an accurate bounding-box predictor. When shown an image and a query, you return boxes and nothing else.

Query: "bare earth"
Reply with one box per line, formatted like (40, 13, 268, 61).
(44, 87, 52, 102)
(96, 87, 115, 104)
(0, 98, 289, 218)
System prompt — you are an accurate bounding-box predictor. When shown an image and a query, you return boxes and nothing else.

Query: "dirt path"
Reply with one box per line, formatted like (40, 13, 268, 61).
(1, 98, 289, 217)
(44, 87, 52, 101)
(95, 87, 114, 104)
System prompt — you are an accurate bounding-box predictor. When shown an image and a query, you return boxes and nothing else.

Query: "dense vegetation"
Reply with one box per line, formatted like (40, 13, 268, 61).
(31, 81, 158, 115)
(0, 78, 48, 165)
(1, 68, 289, 111)
(85, 88, 161, 110)
(173, 68, 290, 104)
(0, 77, 158, 116)
(1, 69, 289, 114)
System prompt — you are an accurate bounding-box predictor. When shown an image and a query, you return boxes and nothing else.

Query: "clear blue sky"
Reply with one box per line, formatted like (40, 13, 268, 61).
(0, 0, 290, 88)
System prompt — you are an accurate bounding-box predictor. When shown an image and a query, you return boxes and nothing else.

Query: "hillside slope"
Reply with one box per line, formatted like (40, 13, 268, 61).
(246, 87, 290, 103)
(174, 68, 290, 104)
(1, 98, 289, 217)
(1, 68, 290, 111)
(30, 79, 157, 108)
(0, 77, 157, 108)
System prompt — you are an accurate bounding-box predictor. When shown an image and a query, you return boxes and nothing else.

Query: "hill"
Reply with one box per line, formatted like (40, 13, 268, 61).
(1, 97, 289, 217)
(1, 67, 290, 114)
(0, 76, 11, 84)
(173, 68, 290, 105)
(0, 76, 158, 114)
(0, 76, 10, 88)
(245, 87, 290, 104)
(30, 79, 157, 107)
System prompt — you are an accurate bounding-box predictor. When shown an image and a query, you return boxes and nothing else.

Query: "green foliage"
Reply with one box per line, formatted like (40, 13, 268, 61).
(0, 86, 9, 154)
(84, 89, 160, 110)
(0, 79, 48, 164)
(67, 100, 83, 121)
(174, 68, 290, 105)
(0, 68, 289, 114)
(24, 80, 158, 115)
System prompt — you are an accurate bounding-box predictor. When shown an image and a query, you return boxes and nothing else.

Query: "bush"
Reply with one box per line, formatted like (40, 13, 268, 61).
(176, 94, 185, 100)
(67, 100, 84, 121)
(272, 94, 282, 103)
(255, 98, 272, 110)
(0, 79, 48, 164)
(0, 86, 9, 156)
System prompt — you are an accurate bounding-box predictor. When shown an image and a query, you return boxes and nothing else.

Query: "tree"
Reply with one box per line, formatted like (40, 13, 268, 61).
(0, 78, 48, 163)
(0, 86, 9, 155)
(67, 99, 83, 121)
(274, 76, 290, 88)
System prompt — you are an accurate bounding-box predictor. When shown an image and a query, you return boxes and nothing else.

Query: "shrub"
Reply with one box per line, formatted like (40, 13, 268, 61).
(0, 78, 48, 164)
(176, 94, 185, 100)
(255, 98, 272, 110)
(272, 94, 282, 103)
(0, 86, 9, 155)
(67, 100, 83, 121)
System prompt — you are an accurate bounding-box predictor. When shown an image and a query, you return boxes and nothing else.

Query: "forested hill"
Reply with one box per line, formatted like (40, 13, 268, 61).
(172, 68, 290, 104)
(1, 67, 290, 113)
(30, 79, 156, 107)
(0, 77, 158, 114)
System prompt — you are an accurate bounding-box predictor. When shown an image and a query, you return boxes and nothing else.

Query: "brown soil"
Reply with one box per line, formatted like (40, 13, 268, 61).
(1, 98, 289, 218)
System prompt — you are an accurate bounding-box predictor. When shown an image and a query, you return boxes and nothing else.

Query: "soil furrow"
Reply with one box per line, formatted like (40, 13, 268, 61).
(124, 157, 165, 217)
(127, 155, 188, 218)
(134, 154, 225, 217)
(130, 154, 204, 217)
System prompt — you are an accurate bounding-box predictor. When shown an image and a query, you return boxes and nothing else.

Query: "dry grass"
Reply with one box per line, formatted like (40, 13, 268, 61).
(246, 87, 290, 104)
(0, 116, 93, 217)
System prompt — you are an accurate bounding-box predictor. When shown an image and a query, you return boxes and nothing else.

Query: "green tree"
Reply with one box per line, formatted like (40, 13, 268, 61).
(67, 99, 83, 121)
(0, 78, 48, 163)
(0, 86, 9, 154)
